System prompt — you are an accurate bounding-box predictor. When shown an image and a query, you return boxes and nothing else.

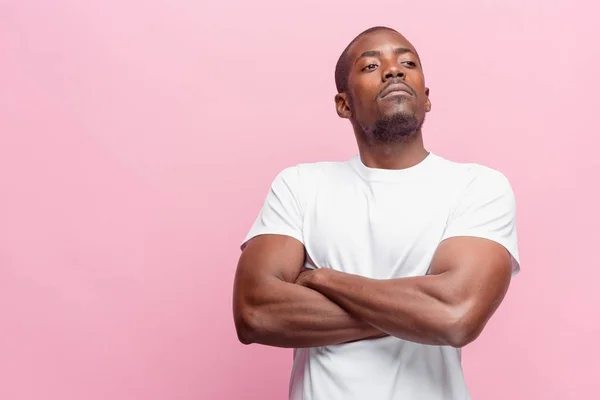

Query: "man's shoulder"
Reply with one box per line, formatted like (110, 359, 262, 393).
(433, 154, 513, 196)
(275, 159, 354, 183)
(435, 154, 510, 182)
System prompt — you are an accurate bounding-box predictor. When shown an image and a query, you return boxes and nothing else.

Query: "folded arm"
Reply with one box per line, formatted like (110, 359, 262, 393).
(233, 234, 386, 348)
(297, 236, 514, 348)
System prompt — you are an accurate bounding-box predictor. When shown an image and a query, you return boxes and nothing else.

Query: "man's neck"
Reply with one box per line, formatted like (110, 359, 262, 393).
(356, 130, 429, 170)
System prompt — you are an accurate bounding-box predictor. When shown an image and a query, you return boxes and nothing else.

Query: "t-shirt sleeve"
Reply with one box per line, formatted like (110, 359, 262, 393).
(441, 168, 521, 276)
(241, 166, 304, 249)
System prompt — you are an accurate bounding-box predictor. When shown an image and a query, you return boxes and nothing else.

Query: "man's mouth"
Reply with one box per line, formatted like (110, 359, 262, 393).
(380, 83, 414, 99)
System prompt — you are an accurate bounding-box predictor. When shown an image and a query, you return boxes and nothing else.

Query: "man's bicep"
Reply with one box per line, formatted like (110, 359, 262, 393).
(428, 236, 513, 311)
(237, 234, 306, 285)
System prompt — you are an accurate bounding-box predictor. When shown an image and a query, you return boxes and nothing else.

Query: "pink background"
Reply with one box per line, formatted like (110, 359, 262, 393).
(1, 0, 598, 399)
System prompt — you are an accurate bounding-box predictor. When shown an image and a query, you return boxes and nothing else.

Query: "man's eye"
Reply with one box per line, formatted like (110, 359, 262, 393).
(363, 64, 378, 71)
(402, 61, 417, 67)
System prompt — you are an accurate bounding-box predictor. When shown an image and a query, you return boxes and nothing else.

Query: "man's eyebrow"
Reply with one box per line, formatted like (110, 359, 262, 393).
(355, 47, 416, 64)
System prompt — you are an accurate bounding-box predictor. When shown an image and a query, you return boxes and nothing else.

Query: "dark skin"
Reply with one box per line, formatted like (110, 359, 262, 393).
(336, 30, 431, 170)
(233, 30, 513, 348)
(233, 235, 385, 347)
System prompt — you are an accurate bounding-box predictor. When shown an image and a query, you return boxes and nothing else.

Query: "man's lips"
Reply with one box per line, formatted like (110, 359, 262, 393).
(379, 82, 414, 99)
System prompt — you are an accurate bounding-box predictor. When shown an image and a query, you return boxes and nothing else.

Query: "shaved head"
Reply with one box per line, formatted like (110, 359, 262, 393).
(335, 27, 415, 94)
(333, 27, 431, 144)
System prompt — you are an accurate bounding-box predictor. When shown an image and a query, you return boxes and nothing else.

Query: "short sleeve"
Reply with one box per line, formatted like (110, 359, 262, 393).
(441, 168, 521, 276)
(241, 166, 304, 249)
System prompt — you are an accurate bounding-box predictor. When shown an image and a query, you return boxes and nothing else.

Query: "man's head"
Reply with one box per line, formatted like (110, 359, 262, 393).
(334, 27, 431, 143)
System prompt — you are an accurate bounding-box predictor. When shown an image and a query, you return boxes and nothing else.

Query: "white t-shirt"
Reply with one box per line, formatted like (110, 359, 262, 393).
(242, 152, 520, 400)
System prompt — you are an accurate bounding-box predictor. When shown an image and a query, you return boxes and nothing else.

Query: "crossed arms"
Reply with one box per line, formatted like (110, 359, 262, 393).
(232, 233, 513, 349)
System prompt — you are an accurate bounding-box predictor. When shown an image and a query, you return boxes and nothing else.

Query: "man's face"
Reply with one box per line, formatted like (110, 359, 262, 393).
(337, 30, 431, 141)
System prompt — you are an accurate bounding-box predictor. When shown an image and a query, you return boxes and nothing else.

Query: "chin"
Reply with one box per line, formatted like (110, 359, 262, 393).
(382, 101, 416, 115)
(380, 107, 417, 122)
(370, 111, 424, 143)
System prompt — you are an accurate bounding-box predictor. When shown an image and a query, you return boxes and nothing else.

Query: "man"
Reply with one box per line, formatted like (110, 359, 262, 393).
(233, 26, 520, 400)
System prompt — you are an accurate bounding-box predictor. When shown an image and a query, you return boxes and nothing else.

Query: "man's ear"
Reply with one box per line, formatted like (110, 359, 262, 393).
(425, 87, 432, 112)
(335, 93, 352, 119)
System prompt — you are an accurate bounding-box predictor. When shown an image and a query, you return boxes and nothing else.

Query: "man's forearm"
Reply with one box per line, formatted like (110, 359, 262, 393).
(299, 238, 513, 348)
(234, 277, 386, 348)
(301, 269, 464, 347)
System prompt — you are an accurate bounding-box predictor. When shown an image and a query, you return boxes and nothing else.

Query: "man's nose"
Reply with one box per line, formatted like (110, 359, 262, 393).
(384, 65, 405, 80)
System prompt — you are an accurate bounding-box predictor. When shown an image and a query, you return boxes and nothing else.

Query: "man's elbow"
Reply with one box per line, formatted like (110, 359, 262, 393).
(445, 325, 481, 348)
(443, 309, 486, 348)
(235, 322, 254, 345)
(234, 305, 264, 345)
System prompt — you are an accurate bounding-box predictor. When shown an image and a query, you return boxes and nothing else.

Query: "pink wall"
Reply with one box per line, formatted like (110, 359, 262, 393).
(1, 1, 598, 399)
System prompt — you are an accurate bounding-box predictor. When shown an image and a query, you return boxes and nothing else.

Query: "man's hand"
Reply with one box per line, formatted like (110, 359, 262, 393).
(294, 267, 388, 342)
(293, 237, 514, 348)
(295, 268, 319, 287)
(233, 234, 388, 348)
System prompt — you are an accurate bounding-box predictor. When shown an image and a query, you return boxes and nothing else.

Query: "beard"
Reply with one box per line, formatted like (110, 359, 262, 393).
(347, 92, 426, 144)
(369, 111, 424, 144)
